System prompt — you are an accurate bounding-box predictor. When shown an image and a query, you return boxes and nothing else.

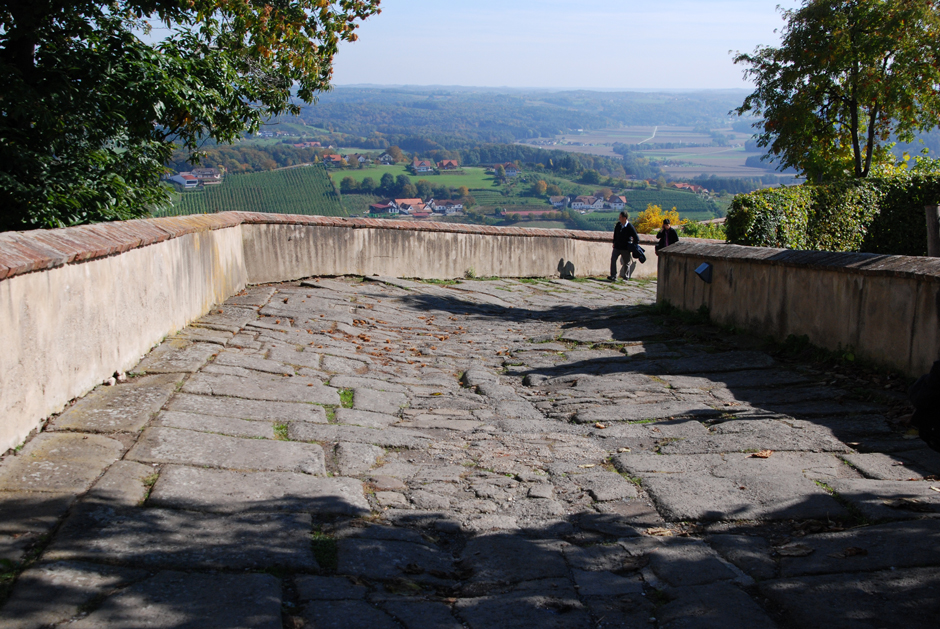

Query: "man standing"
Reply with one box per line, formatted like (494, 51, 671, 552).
(656, 218, 679, 251)
(609, 211, 639, 281)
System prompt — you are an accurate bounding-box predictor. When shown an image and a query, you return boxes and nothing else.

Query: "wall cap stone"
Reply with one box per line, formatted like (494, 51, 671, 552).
(0, 211, 659, 281)
(660, 241, 940, 282)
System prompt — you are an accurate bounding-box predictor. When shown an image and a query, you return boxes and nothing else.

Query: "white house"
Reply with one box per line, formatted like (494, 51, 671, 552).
(549, 196, 568, 208)
(429, 199, 464, 215)
(571, 195, 604, 210)
(167, 173, 199, 189)
(606, 195, 626, 210)
(412, 158, 434, 173)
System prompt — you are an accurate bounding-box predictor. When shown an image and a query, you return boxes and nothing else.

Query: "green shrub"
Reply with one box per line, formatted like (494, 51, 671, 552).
(725, 186, 813, 248)
(726, 172, 940, 255)
(681, 221, 727, 240)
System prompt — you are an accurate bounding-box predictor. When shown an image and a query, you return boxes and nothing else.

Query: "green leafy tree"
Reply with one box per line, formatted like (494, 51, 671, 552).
(734, 0, 940, 180)
(379, 172, 395, 196)
(339, 177, 359, 194)
(0, 0, 381, 231)
(581, 169, 601, 185)
(415, 179, 432, 200)
(360, 177, 376, 194)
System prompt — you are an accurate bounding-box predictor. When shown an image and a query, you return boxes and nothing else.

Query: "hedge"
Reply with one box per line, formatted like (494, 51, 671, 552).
(726, 173, 940, 255)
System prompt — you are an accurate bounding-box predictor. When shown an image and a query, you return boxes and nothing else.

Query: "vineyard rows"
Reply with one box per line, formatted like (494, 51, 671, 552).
(154, 165, 346, 218)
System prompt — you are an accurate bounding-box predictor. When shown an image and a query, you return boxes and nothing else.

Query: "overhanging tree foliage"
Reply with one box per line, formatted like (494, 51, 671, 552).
(734, 0, 940, 181)
(0, 1, 380, 231)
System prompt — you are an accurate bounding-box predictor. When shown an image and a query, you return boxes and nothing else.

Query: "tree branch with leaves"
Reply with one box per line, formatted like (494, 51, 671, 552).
(734, 0, 940, 182)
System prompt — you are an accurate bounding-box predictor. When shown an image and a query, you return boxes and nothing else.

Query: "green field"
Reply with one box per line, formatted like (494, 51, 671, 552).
(621, 189, 716, 215)
(154, 165, 346, 217)
(341, 193, 382, 216)
(332, 165, 495, 190)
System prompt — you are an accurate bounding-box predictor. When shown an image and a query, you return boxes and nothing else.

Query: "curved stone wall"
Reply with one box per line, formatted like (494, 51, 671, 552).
(0, 212, 658, 452)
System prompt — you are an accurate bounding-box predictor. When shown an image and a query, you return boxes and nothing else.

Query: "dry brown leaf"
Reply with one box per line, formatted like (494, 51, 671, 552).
(748, 450, 774, 459)
(776, 543, 815, 557)
(827, 547, 868, 559)
(645, 527, 675, 537)
(594, 422, 607, 429)
(618, 447, 632, 453)
(578, 464, 596, 469)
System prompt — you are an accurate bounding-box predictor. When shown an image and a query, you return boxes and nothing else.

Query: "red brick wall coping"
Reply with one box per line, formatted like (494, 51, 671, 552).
(0, 212, 658, 281)
(662, 241, 940, 282)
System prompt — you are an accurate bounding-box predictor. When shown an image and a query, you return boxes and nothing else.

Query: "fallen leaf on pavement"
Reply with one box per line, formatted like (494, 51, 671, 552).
(748, 450, 774, 459)
(645, 527, 675, 537)
(594, 423, 607, 429)
(578, 464, 596, 469)
(618, 447, 631, 453)
(776, 543, 815, 557)
(827, 547, 868, 559)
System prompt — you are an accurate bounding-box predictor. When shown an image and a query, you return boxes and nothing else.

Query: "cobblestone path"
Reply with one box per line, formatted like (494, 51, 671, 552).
(2, 277, 939, 628)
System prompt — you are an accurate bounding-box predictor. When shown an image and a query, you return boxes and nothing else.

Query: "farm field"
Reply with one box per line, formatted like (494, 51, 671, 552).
(154, 165, 346, 217)
(331, 165, 495, 190)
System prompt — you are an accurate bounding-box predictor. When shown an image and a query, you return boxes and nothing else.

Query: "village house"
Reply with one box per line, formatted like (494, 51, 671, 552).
(394, 198, 426, 213)
(571, 195, 604, 211)
(342, 154, 373, 166)
(438, 159, 459, 170)
(167, 173, 199, 189)
(321, 154, 344, 167)
(189, 168, 223, 185)
(607, 195, 627, 210)
(368, 201, 399, 215)
(292, 141, 321, 149)
(429, 199, 464, 215)
(549, 196, 568, 209)
(670, 182, 708, 194)
(378, 153, 396, 165)
(412, 158, 434, 173)
(500, 162, 520, 177)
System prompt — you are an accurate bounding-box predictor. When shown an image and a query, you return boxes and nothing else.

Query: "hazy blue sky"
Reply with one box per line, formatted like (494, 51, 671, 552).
(332, 0, 802, 89)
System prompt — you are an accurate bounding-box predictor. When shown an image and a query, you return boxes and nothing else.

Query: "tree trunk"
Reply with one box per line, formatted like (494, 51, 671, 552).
(926, 205, 940, 257)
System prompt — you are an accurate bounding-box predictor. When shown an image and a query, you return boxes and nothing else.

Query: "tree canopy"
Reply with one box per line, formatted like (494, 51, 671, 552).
(734, 0, 940, 181)
(0, 0, 380, 231)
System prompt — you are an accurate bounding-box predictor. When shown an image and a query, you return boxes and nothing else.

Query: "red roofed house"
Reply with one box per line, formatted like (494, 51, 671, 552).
(412, 158, 434, 173)
(501, 162, 520, 177)
(368, 201, 399, 215)
(571, 195, 604, 211)
(322, 154, 344, 166)
(607, 195, 627, 210)
(438, 159, 459, 170)
(167, 173, 199, 189)
(395, 198, 426, 213)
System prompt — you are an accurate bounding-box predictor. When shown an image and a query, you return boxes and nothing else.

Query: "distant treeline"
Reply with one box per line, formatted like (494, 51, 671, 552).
(289, 88, 749, 144)
(167, 144, 320, 174)
(686, 174, 798, 195)
(339, 173, 471, 204)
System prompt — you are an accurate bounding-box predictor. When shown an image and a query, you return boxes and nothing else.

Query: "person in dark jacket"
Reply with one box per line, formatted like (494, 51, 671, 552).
(655, 218, 679, 251)
(910, 360, 940, 453)
(609, 211, 639, 281)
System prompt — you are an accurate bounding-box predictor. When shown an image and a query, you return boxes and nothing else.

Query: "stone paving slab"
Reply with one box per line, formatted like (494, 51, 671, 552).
(658, 582, 779, 629)
(132, 339, 219, 374)
(336, 537, 455, 583)
(49, 374, 183, 433)
(46, 506, 318, 571)
(83, 460, 155, 507)
(182, 372, 340, 404)
(454, 580, 593, 629)
(614, 452, 846, 521)
(0, 432, 125, 493)
(0, 561, 149, 629)
(0, 492, 76, 535)
(166, 392, 327, 423)
(353, 387, 408, 414)
(127, 427, 326, 475)
(657, 418, 848, 455)
(844, 451, 940, 480)
(288, 422, 431, 449)
(70, 571, 282, 629)
(334, 408, 399, 428)
(761, 566, 940, 629)
(574, 401, 723, 423)
(153, 410, 275, 439)
(826, 478, 940, 519)
(149, 465, 370, 515)
(777, 519, 940, 577)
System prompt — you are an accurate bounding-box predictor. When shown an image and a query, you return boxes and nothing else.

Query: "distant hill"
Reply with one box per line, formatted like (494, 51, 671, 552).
(154, 165, 346, 218)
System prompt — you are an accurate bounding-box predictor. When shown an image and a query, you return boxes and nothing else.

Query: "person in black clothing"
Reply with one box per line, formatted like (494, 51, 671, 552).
(655, 218, 679, 251)
(910, 360, 940, 453)
(609, 211, 639, 281)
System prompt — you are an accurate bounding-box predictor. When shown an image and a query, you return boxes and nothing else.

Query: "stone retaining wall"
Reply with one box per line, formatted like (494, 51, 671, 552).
(657, 242, 940, 377)
(0, 212, 657, 452)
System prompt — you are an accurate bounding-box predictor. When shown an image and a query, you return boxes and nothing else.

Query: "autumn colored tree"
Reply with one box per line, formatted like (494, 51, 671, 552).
(0, 0, 381, 230)
(734, 0, 940, 180)
(635, 204, 686, 234)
